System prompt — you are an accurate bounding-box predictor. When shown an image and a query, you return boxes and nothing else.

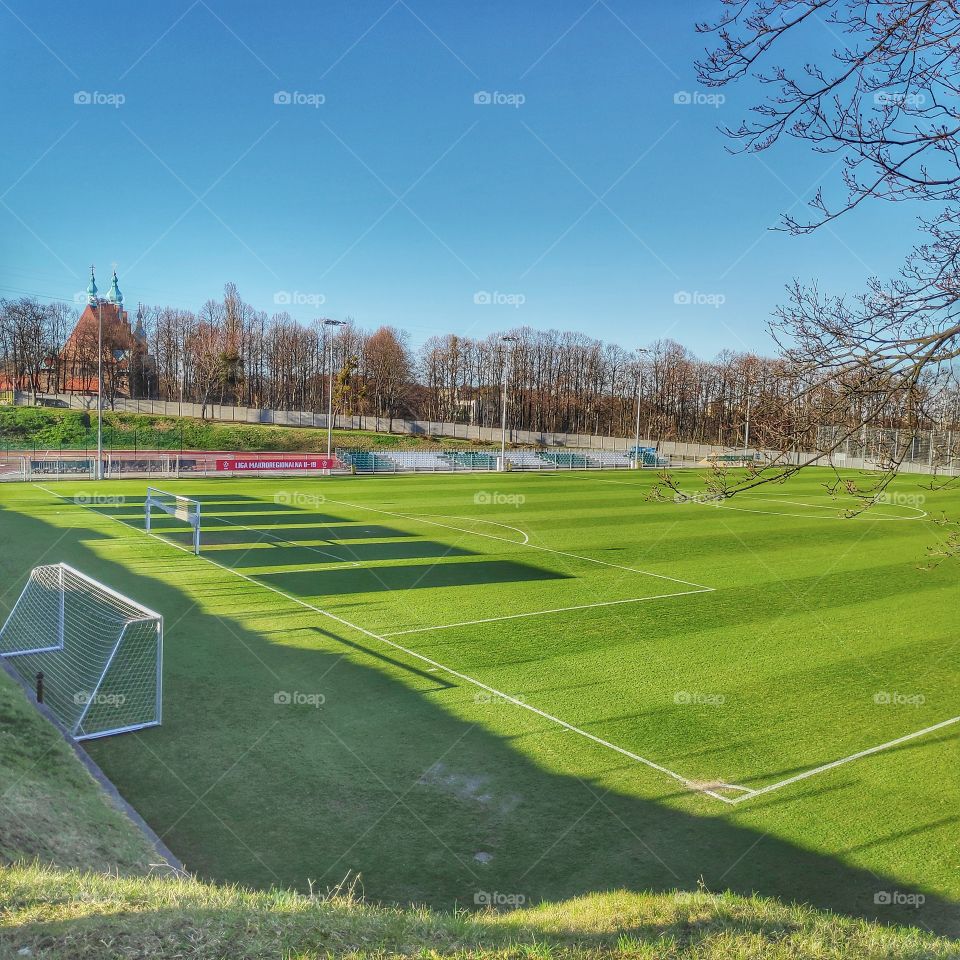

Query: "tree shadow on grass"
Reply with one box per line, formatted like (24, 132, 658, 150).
(0, 498, 957, 937)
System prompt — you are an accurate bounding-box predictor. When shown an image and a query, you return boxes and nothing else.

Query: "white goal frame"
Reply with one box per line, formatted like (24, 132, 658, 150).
(0, 563, 163, 740)
(146, 486, 201, 555)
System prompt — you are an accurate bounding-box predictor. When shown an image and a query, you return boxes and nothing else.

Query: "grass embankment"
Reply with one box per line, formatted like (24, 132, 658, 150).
(0, 669, 155, 872)
(4, 864, 958, 960)
(0, 406, 495, 454)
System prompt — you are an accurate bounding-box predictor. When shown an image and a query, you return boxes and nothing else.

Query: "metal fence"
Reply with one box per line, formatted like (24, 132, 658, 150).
(817, 425, 960, 474)
(11, 391, 783, 463)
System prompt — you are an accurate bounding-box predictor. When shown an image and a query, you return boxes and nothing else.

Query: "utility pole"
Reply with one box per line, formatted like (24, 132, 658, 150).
(633, 348, 651, 467)
(324, 319, 347, 458)
(499, 335, 518, 469)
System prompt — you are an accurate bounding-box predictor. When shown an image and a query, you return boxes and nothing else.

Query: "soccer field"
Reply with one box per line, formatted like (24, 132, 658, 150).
(1, 468, 958, 924)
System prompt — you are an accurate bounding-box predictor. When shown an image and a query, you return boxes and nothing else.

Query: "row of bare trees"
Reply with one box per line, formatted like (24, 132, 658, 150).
(3, 284, 957, 448)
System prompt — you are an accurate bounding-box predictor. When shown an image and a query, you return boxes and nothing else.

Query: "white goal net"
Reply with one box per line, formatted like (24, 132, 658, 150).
(146, 486, 201, 555)
(0, 563, 163, 740)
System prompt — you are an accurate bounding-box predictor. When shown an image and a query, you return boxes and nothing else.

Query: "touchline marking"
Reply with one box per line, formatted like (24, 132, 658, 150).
(382, 588, 712, 638)
(35, 484, 736, 805)
(697, 497, 928, 523)
(728, 715, 960, 803)
(322, 496, 714, 591)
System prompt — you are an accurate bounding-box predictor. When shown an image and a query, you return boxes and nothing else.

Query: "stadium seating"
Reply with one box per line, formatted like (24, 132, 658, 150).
(339, 450, 399, 472)
(445, 450, 499, 470)
(504, 451, 552, 469)
(589, 451, 634, 468)
(378, 451, 455, 472)
(539, 451, 593, 468)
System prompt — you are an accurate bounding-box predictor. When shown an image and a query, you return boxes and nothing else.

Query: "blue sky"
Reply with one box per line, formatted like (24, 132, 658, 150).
(0, 1, 919, 357)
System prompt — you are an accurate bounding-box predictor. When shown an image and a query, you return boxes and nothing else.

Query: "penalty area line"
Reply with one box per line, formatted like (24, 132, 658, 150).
(381, 588, 714, 638)
(321, 495, 714, 591)
(729, 714, 960, 803)
(35, 484, 738, 805)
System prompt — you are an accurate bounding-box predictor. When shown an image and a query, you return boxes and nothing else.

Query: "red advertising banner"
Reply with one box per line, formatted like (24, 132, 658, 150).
(215, 457, 340, 472)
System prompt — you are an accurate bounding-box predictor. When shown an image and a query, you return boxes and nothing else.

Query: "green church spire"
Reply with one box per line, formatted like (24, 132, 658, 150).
(106, 269, 123, 305)
(86, 265, 98, 305)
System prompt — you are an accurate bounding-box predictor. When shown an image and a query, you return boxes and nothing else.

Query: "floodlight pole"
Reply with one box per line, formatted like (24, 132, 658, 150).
(633, 348, 650, 467)
(499, 336, 518, 468)
(96, 300, 103, 480)
(744, 393, 752, 452)
(323, 319, 347, 458)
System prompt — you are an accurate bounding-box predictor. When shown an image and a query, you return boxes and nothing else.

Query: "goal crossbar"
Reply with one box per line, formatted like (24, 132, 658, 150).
(0, 563, 163, 740)
(146, 486, 201, 554)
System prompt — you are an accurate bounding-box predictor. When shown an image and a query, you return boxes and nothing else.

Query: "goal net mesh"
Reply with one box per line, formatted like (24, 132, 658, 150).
(0, 564, 162, 739)
(146, 487, 201, 554)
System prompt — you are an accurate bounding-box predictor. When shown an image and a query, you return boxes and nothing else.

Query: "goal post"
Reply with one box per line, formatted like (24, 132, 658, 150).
(146, 486, 201, 555)
(0, 563, 162, 740)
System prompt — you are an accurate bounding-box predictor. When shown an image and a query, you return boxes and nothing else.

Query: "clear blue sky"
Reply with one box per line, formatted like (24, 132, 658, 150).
(0, 0, 919, 357)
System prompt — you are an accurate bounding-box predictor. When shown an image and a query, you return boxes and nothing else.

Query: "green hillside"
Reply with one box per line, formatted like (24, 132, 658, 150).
(0, 406, 498, 454)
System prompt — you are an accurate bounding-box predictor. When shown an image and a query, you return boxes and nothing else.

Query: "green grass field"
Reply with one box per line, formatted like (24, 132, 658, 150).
(1, 468, 958, 934)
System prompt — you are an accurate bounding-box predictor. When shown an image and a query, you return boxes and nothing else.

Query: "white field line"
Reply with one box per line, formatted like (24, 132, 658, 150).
(321, 496, 714, 591)
(430, 515, 530, 545)
(34, 485, 737, 805)
(381, 588, 712, 637)
(698, 499, 928, 523)
(547, 473, 932, 522)
(729, 715, 960, 804)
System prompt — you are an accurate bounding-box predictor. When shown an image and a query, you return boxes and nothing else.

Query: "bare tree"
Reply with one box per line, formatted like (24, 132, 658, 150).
(662, 0, 960, 539)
